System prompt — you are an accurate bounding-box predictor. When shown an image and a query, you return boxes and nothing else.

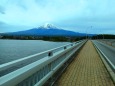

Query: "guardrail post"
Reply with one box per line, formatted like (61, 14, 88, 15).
(48, 52, 53, 57)
(64, 46, 67, 49)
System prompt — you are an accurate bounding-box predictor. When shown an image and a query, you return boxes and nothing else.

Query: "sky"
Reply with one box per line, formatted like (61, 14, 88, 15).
(0, 0, 115, 34)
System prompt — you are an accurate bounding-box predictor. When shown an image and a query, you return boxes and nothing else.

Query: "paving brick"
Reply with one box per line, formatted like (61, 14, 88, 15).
(55, 40, 114, 86)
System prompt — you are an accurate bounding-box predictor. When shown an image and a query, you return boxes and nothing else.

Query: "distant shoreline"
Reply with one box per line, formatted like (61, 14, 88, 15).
(0, 35, 79, 42)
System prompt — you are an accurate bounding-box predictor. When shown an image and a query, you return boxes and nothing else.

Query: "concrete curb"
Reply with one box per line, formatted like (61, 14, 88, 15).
(92, 41, 115, 84)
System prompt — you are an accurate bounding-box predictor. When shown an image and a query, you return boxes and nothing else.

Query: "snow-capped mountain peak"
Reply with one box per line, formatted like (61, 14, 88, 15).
(39, 23, 57, 29)
(44, 23, 53, 28)
(5, 23, 87, 37)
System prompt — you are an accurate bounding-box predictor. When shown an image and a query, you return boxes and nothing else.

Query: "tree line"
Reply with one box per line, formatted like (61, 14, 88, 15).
(0, 35, 83, 42)
(0, 34, 115, 42)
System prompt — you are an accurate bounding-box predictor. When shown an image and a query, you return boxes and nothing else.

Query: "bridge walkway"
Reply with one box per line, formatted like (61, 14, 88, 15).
(54, 40, 114, 86)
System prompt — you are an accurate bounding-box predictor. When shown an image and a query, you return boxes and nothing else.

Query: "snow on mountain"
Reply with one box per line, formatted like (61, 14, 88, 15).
(38, 23, 60, 29)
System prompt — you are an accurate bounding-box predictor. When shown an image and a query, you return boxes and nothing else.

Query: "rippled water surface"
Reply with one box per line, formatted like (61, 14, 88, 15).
(0, 39, 69, 64)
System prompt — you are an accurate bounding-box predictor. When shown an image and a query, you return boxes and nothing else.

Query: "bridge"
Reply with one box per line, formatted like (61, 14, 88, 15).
(0, 40, 115, 86)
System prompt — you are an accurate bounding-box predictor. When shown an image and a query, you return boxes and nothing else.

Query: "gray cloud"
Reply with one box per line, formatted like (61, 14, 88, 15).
(0, 0, 115, 34)
(0, 6, 5, 14)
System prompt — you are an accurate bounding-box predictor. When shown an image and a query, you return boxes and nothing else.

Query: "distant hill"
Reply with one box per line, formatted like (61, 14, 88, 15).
(4, 24, 88, 37)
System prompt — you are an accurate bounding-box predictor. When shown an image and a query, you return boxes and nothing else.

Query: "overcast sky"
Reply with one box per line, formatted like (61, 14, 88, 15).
(0, 0, 115, 34)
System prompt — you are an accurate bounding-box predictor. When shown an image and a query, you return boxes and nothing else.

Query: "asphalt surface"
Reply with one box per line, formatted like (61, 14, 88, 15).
(93, 40, 115, 66)
(99, 39, 115, 47)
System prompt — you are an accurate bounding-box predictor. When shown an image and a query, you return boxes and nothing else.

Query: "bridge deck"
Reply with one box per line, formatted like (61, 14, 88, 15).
(54, 41, 114, 86)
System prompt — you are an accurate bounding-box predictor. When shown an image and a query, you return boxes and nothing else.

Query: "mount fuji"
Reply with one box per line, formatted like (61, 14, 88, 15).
(5, 24, 86, 37)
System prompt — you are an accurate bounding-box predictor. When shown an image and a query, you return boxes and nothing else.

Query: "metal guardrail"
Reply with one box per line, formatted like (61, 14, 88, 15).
(0, 40, 86, 86)
(0, 43, 72, 72)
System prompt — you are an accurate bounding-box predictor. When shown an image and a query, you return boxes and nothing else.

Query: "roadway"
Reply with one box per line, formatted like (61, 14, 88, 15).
(99, 39, 115, 47)
(93, 40, 115, 66)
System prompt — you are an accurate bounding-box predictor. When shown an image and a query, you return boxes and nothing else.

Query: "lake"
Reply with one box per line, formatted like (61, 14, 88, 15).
(0, 39, 69, 64)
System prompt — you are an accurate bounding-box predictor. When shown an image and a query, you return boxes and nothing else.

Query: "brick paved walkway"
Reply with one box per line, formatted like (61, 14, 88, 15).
(55, 41, 114, 86)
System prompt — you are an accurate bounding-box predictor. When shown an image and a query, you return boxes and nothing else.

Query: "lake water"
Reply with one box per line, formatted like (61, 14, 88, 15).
(0, 39, 69, 64)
